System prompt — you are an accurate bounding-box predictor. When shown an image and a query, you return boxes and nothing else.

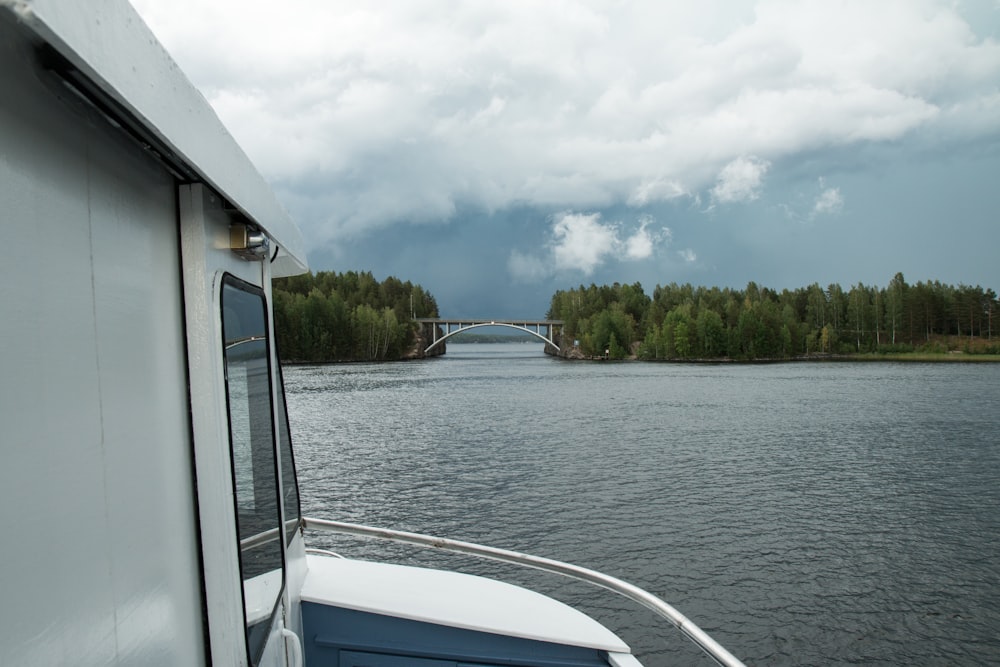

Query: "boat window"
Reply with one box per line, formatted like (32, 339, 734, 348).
(221, 276, 284, 665)
(275, 364, 301, 545)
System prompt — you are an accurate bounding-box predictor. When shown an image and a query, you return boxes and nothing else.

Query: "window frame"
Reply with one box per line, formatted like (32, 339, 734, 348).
(220, 273, 286, 666)
(274, 362, 302, 545)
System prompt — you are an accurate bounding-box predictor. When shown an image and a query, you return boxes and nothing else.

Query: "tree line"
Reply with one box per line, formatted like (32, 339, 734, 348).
(547, 274, 999, 360)
(273, 271, 439, 361)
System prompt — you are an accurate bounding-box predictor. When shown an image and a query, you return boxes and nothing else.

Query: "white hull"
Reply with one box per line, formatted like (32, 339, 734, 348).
(0, 3, 743, 666)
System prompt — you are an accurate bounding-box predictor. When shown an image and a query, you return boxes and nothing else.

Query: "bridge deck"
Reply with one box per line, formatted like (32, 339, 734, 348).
(414, 318, 563, 326)
(415, 319, 564, 353)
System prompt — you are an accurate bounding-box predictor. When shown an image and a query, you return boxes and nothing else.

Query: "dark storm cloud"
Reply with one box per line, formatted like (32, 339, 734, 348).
(134, 0, 1000, 314)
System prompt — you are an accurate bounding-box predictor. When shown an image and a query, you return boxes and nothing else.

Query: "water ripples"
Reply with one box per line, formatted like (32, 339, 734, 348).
(286, 348, 1000, 666)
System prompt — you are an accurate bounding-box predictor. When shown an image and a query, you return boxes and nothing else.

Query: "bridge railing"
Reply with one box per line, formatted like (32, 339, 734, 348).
(414, 318, 563, 326)
(414, 319, 564, 353)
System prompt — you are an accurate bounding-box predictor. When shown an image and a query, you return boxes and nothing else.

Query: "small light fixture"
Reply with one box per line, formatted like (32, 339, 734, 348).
(230, 222, 270, 260)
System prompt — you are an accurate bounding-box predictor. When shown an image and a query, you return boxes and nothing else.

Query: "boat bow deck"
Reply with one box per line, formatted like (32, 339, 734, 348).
(301, 555, 632, 653)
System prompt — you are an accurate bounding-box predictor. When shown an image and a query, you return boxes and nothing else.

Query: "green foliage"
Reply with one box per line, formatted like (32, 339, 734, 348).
(273, 271, 439, 362)
(696, 309, 726, 357)
(608, 333, 626, 359)
(663, 305, 693, 358)
(637, 325, 660, 360)
(546, 275, 999, 361)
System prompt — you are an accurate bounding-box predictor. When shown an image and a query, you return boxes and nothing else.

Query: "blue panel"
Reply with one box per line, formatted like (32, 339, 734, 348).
(340, 650, 455, 667)
(302, 602, 609, 667)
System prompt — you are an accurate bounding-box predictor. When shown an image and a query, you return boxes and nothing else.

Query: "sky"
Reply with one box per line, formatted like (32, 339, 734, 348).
(131, 0, 1000, 318)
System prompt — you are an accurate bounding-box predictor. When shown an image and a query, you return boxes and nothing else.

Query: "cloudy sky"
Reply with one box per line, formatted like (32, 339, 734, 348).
(132, 0, 1000, 318)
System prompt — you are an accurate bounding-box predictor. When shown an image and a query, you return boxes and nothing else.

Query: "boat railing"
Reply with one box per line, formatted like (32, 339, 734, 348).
(301, 516, 746, 667)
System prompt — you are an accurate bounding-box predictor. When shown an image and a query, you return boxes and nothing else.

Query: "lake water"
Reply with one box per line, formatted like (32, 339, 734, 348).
(284, 343, 1000, 666)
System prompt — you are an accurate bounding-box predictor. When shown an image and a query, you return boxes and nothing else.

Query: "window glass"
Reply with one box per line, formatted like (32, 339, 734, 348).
(221, 276, 283, 665)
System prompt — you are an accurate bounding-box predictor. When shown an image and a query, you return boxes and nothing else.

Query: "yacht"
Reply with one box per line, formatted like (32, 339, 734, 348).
(0, 2, 744, 666)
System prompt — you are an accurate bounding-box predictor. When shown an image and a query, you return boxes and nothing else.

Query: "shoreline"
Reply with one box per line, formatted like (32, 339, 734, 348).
(280, 351, 1000, 365)
(545, 345, 1000, 364)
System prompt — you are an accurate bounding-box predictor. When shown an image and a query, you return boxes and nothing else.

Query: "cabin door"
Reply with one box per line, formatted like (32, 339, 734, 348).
(180, 183, 303, 667)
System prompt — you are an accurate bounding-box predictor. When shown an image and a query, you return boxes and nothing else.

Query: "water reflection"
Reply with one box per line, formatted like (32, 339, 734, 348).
(285, 347, 1000, 666)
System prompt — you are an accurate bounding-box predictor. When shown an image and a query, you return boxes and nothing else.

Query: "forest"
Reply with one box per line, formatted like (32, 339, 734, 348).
(273, 271, 998, 362)
(547, 274, 999, 360)
(273, 271, 438, 361)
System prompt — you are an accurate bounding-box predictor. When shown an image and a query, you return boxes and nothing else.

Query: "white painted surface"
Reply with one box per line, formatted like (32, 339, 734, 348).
(301, 556, 632, 654)
(179, 183, 258, 667)
(1, 4, 309, 665)
(283, 530, 310, 658)
(1, 0, 307, 276)
(180, 183, 302, 667)
(0, 10, 204, 665)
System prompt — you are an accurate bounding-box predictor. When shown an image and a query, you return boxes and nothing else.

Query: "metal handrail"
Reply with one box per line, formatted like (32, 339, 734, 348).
(239, 518, 301, 550)
(301, 516, 746, 667)
(240, 526, 280, 550)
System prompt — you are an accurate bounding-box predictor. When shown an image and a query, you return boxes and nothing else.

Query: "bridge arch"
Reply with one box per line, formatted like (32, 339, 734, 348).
(417, 318, 563, 355)
(425, 322, 555, 354)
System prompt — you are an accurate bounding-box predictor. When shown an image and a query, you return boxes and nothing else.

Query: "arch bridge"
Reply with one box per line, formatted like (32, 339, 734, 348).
(415, 318, 563, 354)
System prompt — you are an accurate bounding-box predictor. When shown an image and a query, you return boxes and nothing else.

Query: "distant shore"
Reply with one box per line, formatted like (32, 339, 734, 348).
(547, 344, 1000, 363)
(279, 340, 1000, 364)
(833, 352, 1000, 363)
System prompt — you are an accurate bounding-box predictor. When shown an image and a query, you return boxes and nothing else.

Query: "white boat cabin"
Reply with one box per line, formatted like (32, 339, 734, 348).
(2, 1, 303, 663)
(0, 2, 743, 666)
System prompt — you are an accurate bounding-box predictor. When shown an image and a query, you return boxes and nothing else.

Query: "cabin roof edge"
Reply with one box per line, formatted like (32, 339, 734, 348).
(2, 0, 309, 275)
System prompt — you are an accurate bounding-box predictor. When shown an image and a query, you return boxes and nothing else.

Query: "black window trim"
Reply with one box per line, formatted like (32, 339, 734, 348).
(220, 272, 286, 666)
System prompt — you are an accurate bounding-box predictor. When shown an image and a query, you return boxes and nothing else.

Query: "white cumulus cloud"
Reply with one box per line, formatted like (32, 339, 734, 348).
(813, 186, 844, 216)
(711, 156, 771, 204)
(130, 0, 1000, 244)
(551, 212, 619, 274)
(509, 212, 673, 280)
(623, 215, 659, 260)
